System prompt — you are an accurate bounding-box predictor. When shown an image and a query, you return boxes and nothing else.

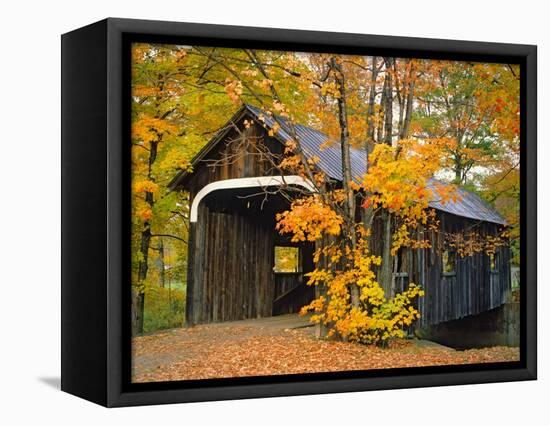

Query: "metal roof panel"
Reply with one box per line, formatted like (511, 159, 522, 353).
(245, 104, 506, 225)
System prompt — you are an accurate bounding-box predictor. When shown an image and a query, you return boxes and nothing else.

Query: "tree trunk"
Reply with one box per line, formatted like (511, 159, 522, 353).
(362, 56, 379, 230)
(133, 224, 151, 335)
(379, 58, 395, 297)
(383, 58, 394, 146)
(132, 139, 159, 335)
(453, 132, 466, 184)
(380, 211, 393, 297)
(331, 57, 360, 308)
(315, 237, 330, 339)
(395, 60, 405, 136)
(378, 59, 416, 298)
(158, 238, 166, 288)
(400, 61, 416, 140)
(131, 290, 145, 336)
(367, 56, 378, 150)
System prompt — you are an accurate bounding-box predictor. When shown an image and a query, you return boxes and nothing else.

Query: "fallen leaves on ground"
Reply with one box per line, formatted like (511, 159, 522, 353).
(132, 322, 519, 383)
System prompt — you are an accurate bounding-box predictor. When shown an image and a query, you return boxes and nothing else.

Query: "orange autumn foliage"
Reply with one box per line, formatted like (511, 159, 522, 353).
(277, 191, 426, 345)
(276, 196, 343, 242)
(296, 233, 425, 345)
(362, 139, 457, 255)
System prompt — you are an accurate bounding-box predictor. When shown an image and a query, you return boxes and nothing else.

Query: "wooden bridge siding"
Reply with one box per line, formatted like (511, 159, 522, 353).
(272, 285, 315, 316)
(274, 273, 302, 300)
(367, 211, 510, 328)
(186, 207, 511, 327)
(187, 123, 283, 202)
(186, 203, 275, 325)
(271, 242, 316, 316)
(184, 123, 284, 325)
(416, 214, 511, 327)
(184, 123, 317, 325)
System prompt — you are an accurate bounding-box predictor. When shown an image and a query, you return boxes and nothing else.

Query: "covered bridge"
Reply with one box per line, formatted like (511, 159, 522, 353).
(169, 104, 511, 333)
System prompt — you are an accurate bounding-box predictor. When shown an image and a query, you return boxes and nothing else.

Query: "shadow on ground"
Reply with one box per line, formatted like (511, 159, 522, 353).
(38, 377, 61, 390)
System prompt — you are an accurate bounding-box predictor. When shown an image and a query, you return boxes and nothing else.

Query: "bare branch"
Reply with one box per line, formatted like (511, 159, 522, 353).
(150, 234, 187, 243)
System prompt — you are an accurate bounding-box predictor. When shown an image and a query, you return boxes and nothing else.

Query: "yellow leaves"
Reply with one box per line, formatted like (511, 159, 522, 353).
(334, 308, 371, 338)
(320, 81, 341, 99)
(224, 78, 243, 104)
(267, 122, 280, 137)
(391, 224, 411, 256)
(471, 63, 520, 143)
(133, 179, 160, 195)
(253, 78, 274, 91)
(445, 229, 509, 258)
(174, 48, 187, 60)
(131, 43, 151, 65)
(361, 138, 457, 255)
(276, 196, 343, 242)
(132, 115, 177, 144)
(432, 181, 460, 204)
(159, 149, 193, 173)
(305, 269, 333, 286)
(283, 139, 297, 154)
(136, 206, 153, 221)
(298, 232, 425, 346)
(241, 68, 259, 78)
(300, 296, 326, 315)
(272, 100, 286, 114)
(278, 154, 301, 171)
(307, 155, 320, 166)
(359, 283, 385, 306)
(132, 85, 162, 98)
(319, 138, 333, 151)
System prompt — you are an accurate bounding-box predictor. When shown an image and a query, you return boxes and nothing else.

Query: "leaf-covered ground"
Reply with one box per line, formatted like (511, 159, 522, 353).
(132, 314, 519, 383)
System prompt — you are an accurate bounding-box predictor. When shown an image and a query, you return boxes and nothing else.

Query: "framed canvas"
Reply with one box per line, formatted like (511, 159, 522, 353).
(61, 18, 537, 407)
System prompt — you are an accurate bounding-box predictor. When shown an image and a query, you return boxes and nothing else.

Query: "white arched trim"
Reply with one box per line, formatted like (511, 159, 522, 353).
(190, 175, 316, 222)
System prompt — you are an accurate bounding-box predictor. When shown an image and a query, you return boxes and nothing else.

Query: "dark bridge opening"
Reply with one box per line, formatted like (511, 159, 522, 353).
(186, 187, 315, 326)
(272, 243, 315, 316)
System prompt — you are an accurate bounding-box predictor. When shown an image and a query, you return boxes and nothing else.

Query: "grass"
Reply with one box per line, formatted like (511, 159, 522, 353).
(143, 284, 186, 333)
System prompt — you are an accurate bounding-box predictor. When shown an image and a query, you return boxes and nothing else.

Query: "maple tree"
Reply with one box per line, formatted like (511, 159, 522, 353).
(412, 61, 520, 262)
(131, 44, 240, 333)
(276, 138, 451, 344)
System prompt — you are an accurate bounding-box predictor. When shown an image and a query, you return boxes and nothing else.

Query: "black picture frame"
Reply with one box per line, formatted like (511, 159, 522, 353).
(61, 17, 537, 407)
